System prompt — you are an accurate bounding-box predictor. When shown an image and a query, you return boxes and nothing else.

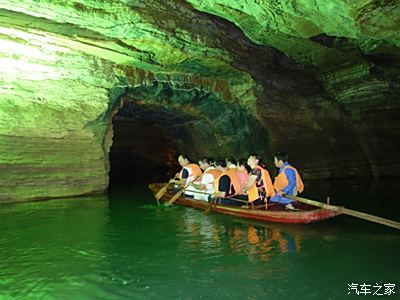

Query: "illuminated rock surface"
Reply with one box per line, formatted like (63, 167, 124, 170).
(0, 1, 399, 201)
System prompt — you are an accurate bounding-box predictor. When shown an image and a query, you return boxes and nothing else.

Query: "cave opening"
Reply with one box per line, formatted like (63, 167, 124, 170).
(107, 81, 220, 189)
(108, 100, 181, 188)
(108, 80, 270, 190)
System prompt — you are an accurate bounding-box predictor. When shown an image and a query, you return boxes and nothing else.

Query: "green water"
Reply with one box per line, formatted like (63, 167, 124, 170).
(0, 180, 399, 299)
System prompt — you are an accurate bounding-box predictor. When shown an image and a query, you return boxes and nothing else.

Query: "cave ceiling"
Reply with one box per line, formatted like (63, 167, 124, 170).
(0, 0, 400, 201)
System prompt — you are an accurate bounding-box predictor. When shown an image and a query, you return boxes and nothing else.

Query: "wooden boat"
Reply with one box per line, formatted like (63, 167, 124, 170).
(149, 183, 341, 224)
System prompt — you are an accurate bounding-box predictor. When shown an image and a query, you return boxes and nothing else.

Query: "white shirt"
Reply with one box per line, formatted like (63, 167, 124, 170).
(187, 166, 217, 201)
(201, 166, 217, 192)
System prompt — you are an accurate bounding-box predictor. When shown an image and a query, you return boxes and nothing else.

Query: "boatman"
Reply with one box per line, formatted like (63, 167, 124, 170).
(270, 152, 304, 210)
(170, 154, 202, 198)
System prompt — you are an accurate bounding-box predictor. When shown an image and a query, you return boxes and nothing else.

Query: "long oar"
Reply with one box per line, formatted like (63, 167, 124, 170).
(166, 175, 203, 206)
(167, 188, 249, 207)
(154, 176, 178, 203)
(287, 195, 400, 230)
(166, 188, 185, 206)
(204, 197, 217, 214)
(178, 190, 248, 205)
(154, 183, 170, 204)
(185, 190, 249, 213)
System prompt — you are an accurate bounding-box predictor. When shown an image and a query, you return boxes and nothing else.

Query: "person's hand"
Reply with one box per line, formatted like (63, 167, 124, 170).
(276, 190, 283, 196)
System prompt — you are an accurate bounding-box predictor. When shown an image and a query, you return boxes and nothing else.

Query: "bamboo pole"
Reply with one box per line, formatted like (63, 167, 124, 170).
(286, 195, 400, 230)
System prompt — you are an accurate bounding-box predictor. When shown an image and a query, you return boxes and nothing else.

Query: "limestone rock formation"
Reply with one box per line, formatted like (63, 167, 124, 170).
(0, 1, 399, 202)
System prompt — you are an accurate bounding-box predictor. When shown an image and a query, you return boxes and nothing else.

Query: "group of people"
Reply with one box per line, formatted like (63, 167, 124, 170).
(170, 152, 304, 210)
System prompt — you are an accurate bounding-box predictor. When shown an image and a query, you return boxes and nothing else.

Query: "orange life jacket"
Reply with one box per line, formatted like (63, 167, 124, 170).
(214, 169, 242, 197)
(274, 165, 304, 195)
(179, 163, 202, 183)
(248, 165, 275, 202)
(203, 168, 222, 180)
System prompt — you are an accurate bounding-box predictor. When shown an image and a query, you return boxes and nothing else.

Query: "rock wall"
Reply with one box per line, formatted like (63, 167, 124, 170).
(0, 1, 399, 202)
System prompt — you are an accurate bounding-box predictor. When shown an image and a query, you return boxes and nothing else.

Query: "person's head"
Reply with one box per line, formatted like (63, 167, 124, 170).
(247, 153, 261, 168)
(274, 152, 289, 168)
(178, 154, 190, 167)
(209, 157, 216, 167)
(199, 157, 211, 170)
(214, 157, 227, 171)
(237, 158, 248, 170)
(225, 156, 236, 166)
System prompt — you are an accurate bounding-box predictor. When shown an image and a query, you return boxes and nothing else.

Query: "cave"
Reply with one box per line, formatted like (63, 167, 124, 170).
(0, 1, 399, 202)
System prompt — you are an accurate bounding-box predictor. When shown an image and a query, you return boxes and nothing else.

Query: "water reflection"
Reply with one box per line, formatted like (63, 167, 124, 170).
(178, 209, 302, 261)
(238, 224, 300, 258)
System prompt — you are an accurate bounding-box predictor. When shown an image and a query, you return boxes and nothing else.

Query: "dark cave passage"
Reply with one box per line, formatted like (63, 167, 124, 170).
(109, 117, 179, 186)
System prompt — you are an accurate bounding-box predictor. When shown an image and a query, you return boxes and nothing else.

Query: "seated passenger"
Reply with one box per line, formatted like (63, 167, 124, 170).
(237, 158, 249, 192)
(243, 153, 274, 207)
(187, 157, 222, 201)
(212, 157, 243, 206)
(170, 154, 202, 198)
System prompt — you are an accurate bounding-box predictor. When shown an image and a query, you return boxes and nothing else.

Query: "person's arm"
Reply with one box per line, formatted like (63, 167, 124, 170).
(213, 175, 229, 198)
(281, 168, 296, 195)
(188, 181, 205, 190)
(170, 168, 189, 185)
(190, 173, 213, 190)
(243, 175, 256, 193)
(217, 191, 227, 198)
(168, 172, 180, 183)
(171, 179, 186, 186)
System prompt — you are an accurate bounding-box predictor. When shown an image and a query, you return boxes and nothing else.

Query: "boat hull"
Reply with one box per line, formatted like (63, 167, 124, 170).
(149, 183, 341, 224)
